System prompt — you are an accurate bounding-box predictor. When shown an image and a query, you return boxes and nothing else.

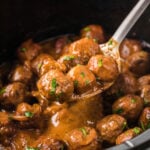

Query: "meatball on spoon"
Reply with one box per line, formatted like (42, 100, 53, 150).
(100, 0, 150, 72)
(72, 0, 150, 100)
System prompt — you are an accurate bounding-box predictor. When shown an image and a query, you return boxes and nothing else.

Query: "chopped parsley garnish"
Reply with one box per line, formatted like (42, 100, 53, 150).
(63, 55, 75, 61)
(80, 127, 87, 136)
(0, 88, 5, 95)
(122, 121, 127, 130)
(20, 47, 27, 52)
(24, 111, 33, 118)
(133, 127, 141, 134)
(85, 80, 90, 85)
(25, 147, 39, 150)
(74, 80, 78, 87)
(113, 108, 123, 114)
(98, 59, 103, 67)
(50, 78, 57, 95)
(131, 98, 136, 103)
(83, 27, 91, 32)
(80, 72, 85, 78)
(108, 39, 113, 45)
(38, 63, 42, 70)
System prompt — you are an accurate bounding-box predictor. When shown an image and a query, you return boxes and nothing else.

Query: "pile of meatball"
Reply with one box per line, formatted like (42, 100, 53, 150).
(0, 24, 150, 150)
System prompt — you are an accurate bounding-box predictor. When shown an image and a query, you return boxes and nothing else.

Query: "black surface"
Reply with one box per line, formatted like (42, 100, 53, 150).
(0, 0, 150, 149)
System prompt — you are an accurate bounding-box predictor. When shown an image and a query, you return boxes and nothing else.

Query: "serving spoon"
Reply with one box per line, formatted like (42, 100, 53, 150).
(72, 0, 150, 100)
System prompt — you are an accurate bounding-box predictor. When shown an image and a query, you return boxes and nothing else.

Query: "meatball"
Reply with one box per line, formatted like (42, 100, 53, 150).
(112, 94, 144, 120)
(17, 39, 42, 62)
(32, 53, 66, 77)
(37, 69, 74, 101)
(80, 24, 106, 43)
(140, 85, 150, 106)
(88, 55, 119, 82)
(138, 75, 150, 88)
(116, 127, 142, 145)
(33, 135, 67, 150)
(67, 65, 97, 94)
(0, 82, 27, 106)
(127, 51, 150, 76)
(9, 64, 33, 84)
(107, 72, 139, 97)
(96, 114, 127, 144)
(68, 37, 101, 65)
(119, 39, 142, 59)
(0, 111, 16, 136)
(139, 107, 150, 130)
(65, 126, 100, 150)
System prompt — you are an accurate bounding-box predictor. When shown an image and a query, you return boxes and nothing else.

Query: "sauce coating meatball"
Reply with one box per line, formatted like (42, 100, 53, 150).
(37, 69, 74, 101)
(112, 94, 144, 120)
(0, 82, 27, 106)
(67, 65, 97, 94)
(139, 107, 150, 130)
(119, 39, 142, 59)
(80, 24, 106, 43)
(32, 53, 66, 77)
(88, 55, 119, 82)
(96, 114, 127, 144)
(65, 126, 100, 150)
(68, 37, 101, 64)
(17, 39, 42, 62)
(116, 127, 142, 145)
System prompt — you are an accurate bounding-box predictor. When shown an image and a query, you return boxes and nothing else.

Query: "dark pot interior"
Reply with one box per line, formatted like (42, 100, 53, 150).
(0, 0, 150, 149)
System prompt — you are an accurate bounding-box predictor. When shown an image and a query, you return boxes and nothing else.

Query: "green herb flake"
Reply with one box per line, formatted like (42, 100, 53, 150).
(85, 80, 90, 85)
(24, 111, 33, 118)
(25, 146, 39, 150)
(63, 55, 75, 61)
(50, 78, 57, 95)
(98, 59, 103, 67)
(122, 121, 127, 130)
(80, 72, 85, 78)
(113, 108, 123, 114)
(80, 127, 87, 137)
(74, 80, 78, 87)
(0, 88, 5, 95)
(140, 121, 146, 131)
(20, 47, 27, 52)
(108, 39, 113, 45)
(131, 98, 136, 103)
(83, 27, 91, 32)
(133, 127, 141, 134)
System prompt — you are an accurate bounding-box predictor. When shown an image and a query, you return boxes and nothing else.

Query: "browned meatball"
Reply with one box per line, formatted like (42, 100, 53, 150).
(37, 69, 74, 101)
(140, 85, 150, 105)
(127, 51, 150, 76)
(119, 39, 142, 59)
(80, 24, 106, 43)
(138, 75, 150, 88)
(68, 37, 101, 64)
(65, 126, 100, 150)
(17, 39, 42, 62)
(139, 107, 150, 130)
(67, 65, 97, 94)
(88, 55, 119, 82)
(32, 135, 67, 150)
(0, 82, 27, 106)
(0, 111, 16, 136)
(107, 72, 139, 97)
(116, 127, 142, 145)
(32, 53, 66, 77)
(112, 94, 144, 120)
(96, 114, 127, 144)
(9, 64, 33, 84)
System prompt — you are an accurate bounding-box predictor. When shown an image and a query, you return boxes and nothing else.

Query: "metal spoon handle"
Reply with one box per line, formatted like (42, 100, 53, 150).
(112, 0, 150, 43)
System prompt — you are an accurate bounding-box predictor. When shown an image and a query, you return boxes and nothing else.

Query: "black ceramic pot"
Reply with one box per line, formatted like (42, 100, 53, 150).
(0, 0, 150, 149)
